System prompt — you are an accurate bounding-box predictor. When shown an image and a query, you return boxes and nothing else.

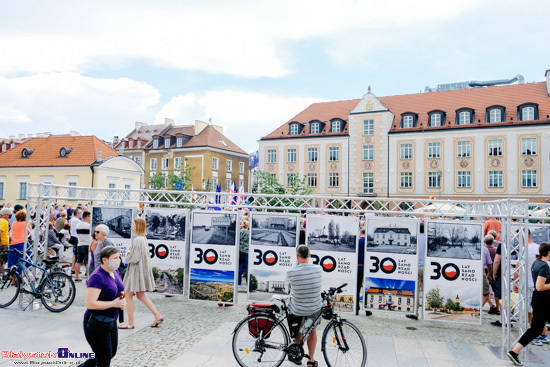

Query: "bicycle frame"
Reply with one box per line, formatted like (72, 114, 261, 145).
(12, 254, 50, 295)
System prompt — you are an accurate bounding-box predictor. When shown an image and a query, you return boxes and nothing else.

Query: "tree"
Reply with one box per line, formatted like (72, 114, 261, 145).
(426, 288, 444, 312)
(177, 269, 184, 287)
(152, 267, 159, 280)
(328, 219, 335, 241)
(148, 158, 195, 191)
(251, 170, 313, 210)
(249, 274, 258, 292)
(445, 298, 456, 312)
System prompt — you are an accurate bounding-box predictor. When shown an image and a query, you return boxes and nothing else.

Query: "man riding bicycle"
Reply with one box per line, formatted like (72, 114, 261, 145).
(286, 245, 323, 367)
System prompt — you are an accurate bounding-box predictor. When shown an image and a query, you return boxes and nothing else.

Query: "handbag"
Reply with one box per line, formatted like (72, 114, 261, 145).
(87, 313, 116, 332)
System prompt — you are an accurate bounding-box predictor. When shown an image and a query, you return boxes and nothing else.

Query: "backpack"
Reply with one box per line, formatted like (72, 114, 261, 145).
(247, 303, 279, 339)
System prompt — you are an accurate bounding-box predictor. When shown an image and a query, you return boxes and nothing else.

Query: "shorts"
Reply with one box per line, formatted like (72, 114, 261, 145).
(483, 271, 490, 296)
(76, 246, 89, 265)
(0, 245, 7, 265)
(288, 310, 322, 338)
(491, 277, 502, 299)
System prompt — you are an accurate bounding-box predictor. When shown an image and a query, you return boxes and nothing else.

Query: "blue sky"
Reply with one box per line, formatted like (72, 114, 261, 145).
(190, 268, 234, 283)
(1, 0, 549, 153)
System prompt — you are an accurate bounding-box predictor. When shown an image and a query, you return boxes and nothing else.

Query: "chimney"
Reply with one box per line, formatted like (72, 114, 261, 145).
(97, 151, 103, 161)
(9, 135, 15, 139)
(27, 134, 33, 138)
(135, 121, 146, 130)
(546, 69, 550, 96)
(18, 133, 25, 139)
(165, 118, 175, 126)
(113, 136, 120, 145)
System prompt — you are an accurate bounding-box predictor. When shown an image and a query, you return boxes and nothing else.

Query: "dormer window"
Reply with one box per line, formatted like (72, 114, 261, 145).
(518, 103, 538, 121)
(58, 147, 72, 158)
(128, 140, 133, 149)
(311, 122, 320, 134)
(456, 108, 474, 125)
(21, 148, 34, 159)
(177, 137, 183, 147)
(486, 106, 505, 123)
(153, 139, 158, 149)
(400, 113, 417, 128)
(289, 123, 299, 135)
(164, 138, 170, 149)
(331, 120, 342, 133)
(428, 110, 445, 127)
(137, 140, 142, 148)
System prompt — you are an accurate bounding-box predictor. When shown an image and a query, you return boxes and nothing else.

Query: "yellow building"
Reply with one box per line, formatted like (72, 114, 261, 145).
(0, 135, 143, 206)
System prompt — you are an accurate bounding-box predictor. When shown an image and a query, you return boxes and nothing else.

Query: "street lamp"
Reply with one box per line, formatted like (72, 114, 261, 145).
(437, 169, 442, 199)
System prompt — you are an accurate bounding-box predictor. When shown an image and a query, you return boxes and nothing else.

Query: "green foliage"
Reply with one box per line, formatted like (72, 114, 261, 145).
(152, 267, 159, 280)
(177, 270, 184, 287)
(426, 288, 444, 310)
(148, 158, 195, 191)
(249, 273, 258, 292)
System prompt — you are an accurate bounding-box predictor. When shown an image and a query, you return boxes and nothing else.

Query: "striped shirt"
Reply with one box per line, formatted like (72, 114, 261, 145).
(286, 263, 323, 316)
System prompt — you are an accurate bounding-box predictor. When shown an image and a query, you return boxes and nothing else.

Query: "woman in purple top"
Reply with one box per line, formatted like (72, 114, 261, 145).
(81, 246, 126, 367)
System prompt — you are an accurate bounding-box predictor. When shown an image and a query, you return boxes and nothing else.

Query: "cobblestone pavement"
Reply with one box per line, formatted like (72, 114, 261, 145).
(67, 280, 547, 366)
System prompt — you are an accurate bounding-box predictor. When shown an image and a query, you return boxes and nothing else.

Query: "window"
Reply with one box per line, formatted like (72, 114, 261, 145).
(290, 124, 299, 135)
(287, 174, 296, 186)
(162, 158, 169, 170)
(177, 137, 183, 147)
(428, 142, 441, 158)
(522, 170, 537, 187)
(153, 139, 159, 149)
(212, 157, 219, 170)
(332, 120, 341, 133)
(400, 172, 412, 188)
(400, 144, 412, 159)
(363, 120, 374, 135)
(67, 181, 77, 198)
(212, 178, 218, 189)
(108, 183, 116, 189)
(329, 173, 339, 187)
(239, 161, 245, 174)
(226, 179, 231, 190)
(457, 171, 471, 188)
(457, 110, 472, 125)
(150, 158, 157, 171)
(428, 172, 441, 188)
(402, 115, 414, 128)
(18, 182, 27, 200)
(164, 138, 170, 148)
(10, 143, 14, 149)
(287, 149, 297, 163)
(307, 173, 317, 187)
(521, 138, 537, 155)
(488, 171, 503, 188)
(137, 140, 142, 148)
(487, 107, 504, 123)
(239, 180, 244, 189)
(267, 149, 276, 163)
(329, 147, 339, 161)
(269, 174, 277, 184)
(363, 145, 373, 160)
(429, 113, 442, 127)
(124, 184, 131, 200)
(135, 157, 142, 165)
(308, 148, 318, 162)
(363, 173, 374, 194)
(0, 182, 3, 199)
(310, 122, 320, 134)
(226, 159, 232, 172)
(174, 157, 182, 170)
(128, 140, 133, 149)
(488, 140, 503, 156)
(519, 104, 538, 121)
(457, 141, 471, 157)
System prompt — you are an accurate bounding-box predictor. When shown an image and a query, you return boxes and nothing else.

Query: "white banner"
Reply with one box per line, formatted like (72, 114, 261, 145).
(91, 206, 135, 261)
(188, 211, 239, 304)
(144, 208, 189, 296)
(423, 220, 483, 324)
(248, 212, 299, 302)
(364, 218, 419, 314)
(306, 214, 358, 313)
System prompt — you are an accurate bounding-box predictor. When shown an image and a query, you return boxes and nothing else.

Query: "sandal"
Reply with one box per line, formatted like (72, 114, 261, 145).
(151, 317, 164, 327)
(118, 323, 135, 329)
(306, 362, 318, 367)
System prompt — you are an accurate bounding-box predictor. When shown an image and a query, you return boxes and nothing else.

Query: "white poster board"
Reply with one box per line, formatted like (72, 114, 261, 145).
(423, 220, 483, 324)
(144, 208, 189, 296)
(306, 214, 358, 313)
(364, 217, 419, 314)
(188, 211, 239, 304)
(248, 212, 299, 302)
(91, 206, 135, 262)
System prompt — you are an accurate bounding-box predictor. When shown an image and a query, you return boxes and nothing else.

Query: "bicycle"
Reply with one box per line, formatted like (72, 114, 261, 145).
(232, 283, 366, 367)
(0, 248, 76, 312)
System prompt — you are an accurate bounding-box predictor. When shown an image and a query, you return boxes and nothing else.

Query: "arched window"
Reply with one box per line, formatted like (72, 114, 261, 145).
(456, 108, 475, 125)
(331, 120, 342, 133)
(486, 106, 505, 123)
(400, 113, 417, 128)
(427, 110, 445, 127)
(310, 122, 320, 134)
(518, 103, 538, 121)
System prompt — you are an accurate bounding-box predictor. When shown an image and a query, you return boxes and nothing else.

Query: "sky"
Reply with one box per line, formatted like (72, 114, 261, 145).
(1, 0, 549, 154)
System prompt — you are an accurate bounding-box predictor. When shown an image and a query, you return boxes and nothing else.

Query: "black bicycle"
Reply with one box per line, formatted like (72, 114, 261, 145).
(0, 249, 76, 312)
(232, 283, 366, 367)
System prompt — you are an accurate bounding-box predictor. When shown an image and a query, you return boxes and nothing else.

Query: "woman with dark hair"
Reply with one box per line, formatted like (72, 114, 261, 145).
(508, 242, 550, 365)
(81, 246, 126, 367)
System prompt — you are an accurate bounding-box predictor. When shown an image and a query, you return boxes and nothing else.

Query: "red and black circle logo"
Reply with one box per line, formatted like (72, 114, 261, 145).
(380, 258, 397, 274)
(320, 256, 337, 273)
(204, 249, 218, 265)
(263, 250, 278, 266)
(156, 244, 169, 260)
(442, 263, 460, 281)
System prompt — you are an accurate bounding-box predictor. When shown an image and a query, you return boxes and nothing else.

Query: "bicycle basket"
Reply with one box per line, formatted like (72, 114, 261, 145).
(247, 303, 279, 339)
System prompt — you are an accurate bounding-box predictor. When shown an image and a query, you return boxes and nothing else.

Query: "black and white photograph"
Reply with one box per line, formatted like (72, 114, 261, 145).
(306, 215, 357, 253)
(91, 206, 134, 239)
(426, 221, 483, 260)
(192, 212, 237, 246)
(250, 213, 298, 247)
(366, 218, 419, 255)
(144, 208, 188, 241)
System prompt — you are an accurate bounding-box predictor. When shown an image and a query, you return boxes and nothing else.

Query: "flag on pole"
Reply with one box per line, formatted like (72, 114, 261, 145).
(237, 182, 245, 205)
(191, 184, 196, 201)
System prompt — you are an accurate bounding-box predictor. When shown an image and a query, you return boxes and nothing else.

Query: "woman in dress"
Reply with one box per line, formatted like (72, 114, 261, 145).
(81, 246, 126, 367)
(119, 218, 163, 329)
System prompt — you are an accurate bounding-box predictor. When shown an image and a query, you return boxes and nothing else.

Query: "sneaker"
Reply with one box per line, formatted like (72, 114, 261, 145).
(539, 335, 550, 344)
(533, 338, 543, 346)
(491, 320, 502, 327)
(507, 350, 522, 366)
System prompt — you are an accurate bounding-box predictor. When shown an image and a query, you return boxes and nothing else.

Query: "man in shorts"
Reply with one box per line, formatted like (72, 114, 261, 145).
(286, 245, 323, 367)
(74, 211, 91, 282)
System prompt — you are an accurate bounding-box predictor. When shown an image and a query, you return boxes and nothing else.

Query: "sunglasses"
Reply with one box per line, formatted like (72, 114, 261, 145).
(94, 231, 101, 234)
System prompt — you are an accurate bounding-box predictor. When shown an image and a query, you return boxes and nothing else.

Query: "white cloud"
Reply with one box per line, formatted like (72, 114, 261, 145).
(0, 108, 31, 124)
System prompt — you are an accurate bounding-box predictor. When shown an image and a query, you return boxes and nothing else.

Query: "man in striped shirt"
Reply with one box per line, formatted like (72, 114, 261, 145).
(286, 245, 323, 366)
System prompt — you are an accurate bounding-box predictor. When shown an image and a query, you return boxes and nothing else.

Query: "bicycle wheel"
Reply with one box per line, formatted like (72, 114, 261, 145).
(232, 314, 289, 367)
(322, 320, 367, 367)
(40, 272, 75, 312)
(0, 269, 20, 308)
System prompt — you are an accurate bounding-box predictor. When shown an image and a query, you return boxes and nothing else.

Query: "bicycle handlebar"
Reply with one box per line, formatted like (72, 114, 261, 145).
(7, 248, 23, 256)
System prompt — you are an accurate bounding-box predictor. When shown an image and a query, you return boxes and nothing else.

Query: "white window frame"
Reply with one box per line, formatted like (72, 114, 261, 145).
(150, 158, 157, 171)
(430, 113, 441, 127)
(161, 158, 169, 170)
(488, 170, 503, 188)
(307, 148, 318, 162)
(400, 172, 412, 188)
(174, 157, 182, 170)
(267, 149, 276, 163)
(226, 159, 233, 172)
(177, 137, 183, 147)
(239, 161, 245, 174)
(153, 139, 159, 149)
(458, 111, 470, 125)
(290, 124, 298, 135)
(363, 173, 373, 194)
(307, 173, 317, 187)
(488, 140, 503, 157)
(328, 173, 339, 187)
(522, 106, 534, 121)
(521, 138, 537, 155)
(164, 139, 170, 149)
(332, 120, 341, 133)
(363, 120, 374, 135)
(428, 142, 441, 158)
(287, 174, 296, 187)
(457, 141, 471, 157)
(128, 140, 133, 149)
(522, 170, 537, 187)
(137, 140, 142, 148)
(311, 122, 320, 134)
(328, 147, 339, 161)
(489, 109, 502, 123)
(226, 179, 231, 190)
(428, 172, 440, 188)
(400, 144, 412, 159)
(17, 177, 28, 200)
(457, 171, 471, 188)
(402, 115, 413, 128)
(212, 157, 219, 170)
(287, 149, 297, 163)
(363, 145, 373, 160)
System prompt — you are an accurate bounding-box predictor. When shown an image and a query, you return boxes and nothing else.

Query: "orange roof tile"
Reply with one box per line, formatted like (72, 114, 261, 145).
(381, 82, 550, 132)
(261, 99, 360, 140)
(183, 125, 247, 155)
(0, 135, 118, 167)
(166, 125, 195, 136)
